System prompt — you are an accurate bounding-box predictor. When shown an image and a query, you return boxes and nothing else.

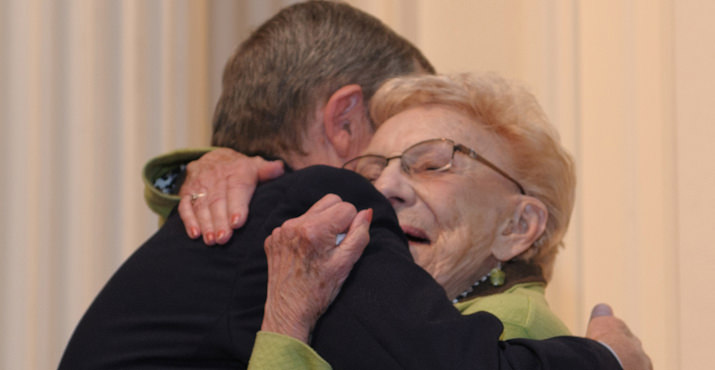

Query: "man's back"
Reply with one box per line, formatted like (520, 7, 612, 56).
(59, 166, 457, 369)
(59, 166, 622, 370)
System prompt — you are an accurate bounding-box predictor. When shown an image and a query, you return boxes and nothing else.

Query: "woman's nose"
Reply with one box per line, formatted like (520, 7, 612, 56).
(374, 161, 415, 209)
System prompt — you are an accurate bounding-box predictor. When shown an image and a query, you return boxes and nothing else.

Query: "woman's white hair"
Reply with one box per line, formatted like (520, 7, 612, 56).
(370, 73, 576, 280)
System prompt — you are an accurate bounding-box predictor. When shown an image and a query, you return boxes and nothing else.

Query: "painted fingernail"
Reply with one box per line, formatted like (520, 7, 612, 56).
(217, 230, 226, 243)
(591, 303, 613, 318)
(190, 227, 199, 239)
(366, 208, 373, 223)
(205, 232, 215, 245)
(230, 214, 241, 228)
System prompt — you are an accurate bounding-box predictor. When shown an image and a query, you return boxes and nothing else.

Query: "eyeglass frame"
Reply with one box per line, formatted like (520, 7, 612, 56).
(342, 137, 526, 195)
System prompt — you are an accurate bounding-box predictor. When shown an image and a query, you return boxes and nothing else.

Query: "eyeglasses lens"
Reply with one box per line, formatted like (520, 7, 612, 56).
(403, 139, 454, 174)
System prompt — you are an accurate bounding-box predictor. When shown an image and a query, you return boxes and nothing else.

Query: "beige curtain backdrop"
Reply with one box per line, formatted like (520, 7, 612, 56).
(1, 0, 712, 369)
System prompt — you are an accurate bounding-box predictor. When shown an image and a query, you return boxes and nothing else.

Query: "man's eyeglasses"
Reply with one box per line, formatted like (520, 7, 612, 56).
(342, 138, 526, 195)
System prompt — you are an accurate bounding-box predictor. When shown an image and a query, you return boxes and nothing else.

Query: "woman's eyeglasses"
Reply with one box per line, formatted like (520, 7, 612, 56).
(342, 138, 525, 195)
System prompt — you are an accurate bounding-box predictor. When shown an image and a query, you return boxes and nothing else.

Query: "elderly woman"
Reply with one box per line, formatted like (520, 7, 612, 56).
(235, 72, 577, 369)
(259, 72, 574, 341)
(348, 72, 573, 334)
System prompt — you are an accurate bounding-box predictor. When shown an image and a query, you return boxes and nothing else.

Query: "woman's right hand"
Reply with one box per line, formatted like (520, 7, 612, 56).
(261, 194, 372, 343)
(586, 304, 653, 370)
(178, 148, 284, 245)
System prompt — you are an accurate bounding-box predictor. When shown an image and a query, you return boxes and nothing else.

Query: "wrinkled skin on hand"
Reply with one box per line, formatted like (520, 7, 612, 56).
(178, 148, 284, 245)
(261, 194, 372, 343)
(586, 304, 653, 370)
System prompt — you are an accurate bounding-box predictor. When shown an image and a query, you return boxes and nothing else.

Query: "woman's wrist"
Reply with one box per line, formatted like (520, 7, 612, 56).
(261, 305, 313, 344)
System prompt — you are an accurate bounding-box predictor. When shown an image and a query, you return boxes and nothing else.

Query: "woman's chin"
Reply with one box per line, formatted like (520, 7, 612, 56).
(407, 241, 431, 263)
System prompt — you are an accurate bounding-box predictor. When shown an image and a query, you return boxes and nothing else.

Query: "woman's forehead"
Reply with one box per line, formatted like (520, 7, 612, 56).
(366, 105, 483, 153)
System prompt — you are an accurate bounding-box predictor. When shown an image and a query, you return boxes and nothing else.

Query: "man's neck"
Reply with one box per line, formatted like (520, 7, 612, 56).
(285, 152, 342, 170)
(283, 132, 344, 170)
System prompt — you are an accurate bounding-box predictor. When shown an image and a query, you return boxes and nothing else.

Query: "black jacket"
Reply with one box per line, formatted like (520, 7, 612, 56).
(59, 166, 620, 370)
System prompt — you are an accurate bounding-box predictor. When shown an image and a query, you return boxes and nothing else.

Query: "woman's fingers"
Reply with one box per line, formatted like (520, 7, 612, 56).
(225, 157, 284, 230)
(178, 194, 201, 239)
(261, 199, 372, 342)
(177, 149, 285, 245)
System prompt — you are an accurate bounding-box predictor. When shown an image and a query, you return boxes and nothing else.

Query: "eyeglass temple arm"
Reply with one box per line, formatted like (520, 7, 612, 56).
(463, 148, 526, 195)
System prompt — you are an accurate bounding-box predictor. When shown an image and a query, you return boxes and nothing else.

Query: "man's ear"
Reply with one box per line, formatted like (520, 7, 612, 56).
(492, 197, 548, 261)
(322, 84, 368, 158)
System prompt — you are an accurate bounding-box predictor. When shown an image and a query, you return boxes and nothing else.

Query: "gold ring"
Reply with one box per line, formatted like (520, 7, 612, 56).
(190, 192, 206, 202)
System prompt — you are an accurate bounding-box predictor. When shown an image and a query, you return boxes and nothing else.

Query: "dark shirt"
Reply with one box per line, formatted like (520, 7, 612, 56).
(59, 165, 621, 370)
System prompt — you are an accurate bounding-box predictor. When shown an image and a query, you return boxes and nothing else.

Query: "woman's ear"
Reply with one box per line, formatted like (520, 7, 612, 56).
(492, 197, 548, 261)
(322, 84, 369, 158)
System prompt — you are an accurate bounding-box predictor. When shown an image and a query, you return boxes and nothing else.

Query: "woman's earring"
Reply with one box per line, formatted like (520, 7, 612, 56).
(489, 262, 505, 286)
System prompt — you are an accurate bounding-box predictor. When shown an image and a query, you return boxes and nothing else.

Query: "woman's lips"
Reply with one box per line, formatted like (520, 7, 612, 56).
(401, 225, 431, 244)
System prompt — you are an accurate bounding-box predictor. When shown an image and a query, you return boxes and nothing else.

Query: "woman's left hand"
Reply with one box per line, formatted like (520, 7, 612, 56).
(261, 194, 372, 343)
